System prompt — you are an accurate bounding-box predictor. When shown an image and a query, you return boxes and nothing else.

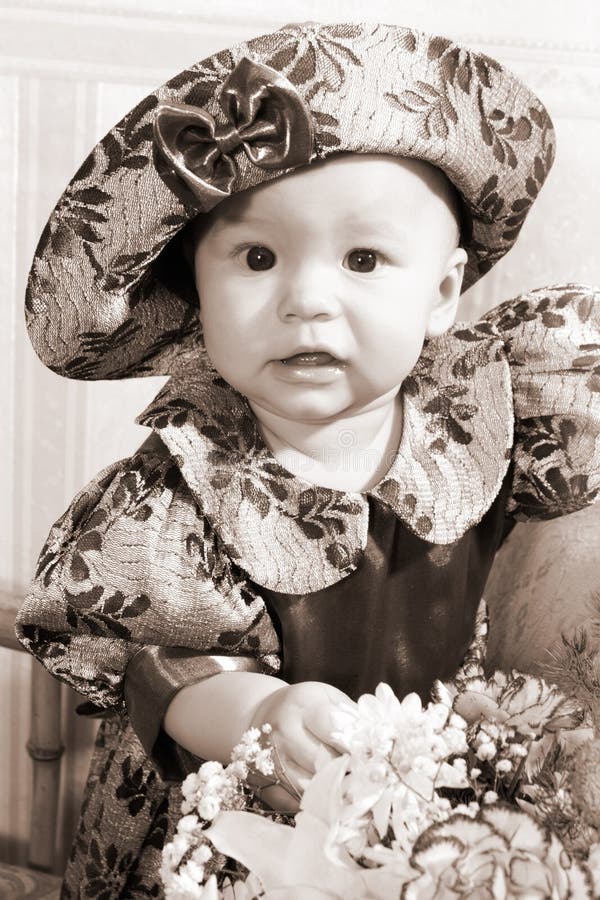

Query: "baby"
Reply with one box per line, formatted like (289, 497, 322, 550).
(164, 151, 468, 811)
(16, 21, 600, 898)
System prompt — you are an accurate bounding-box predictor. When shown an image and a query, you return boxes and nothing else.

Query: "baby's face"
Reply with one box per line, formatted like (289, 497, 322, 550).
(192, 154, 467, 426)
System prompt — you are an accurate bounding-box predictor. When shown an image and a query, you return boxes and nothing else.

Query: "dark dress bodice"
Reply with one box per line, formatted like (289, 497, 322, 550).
(256, 467, 514, 703)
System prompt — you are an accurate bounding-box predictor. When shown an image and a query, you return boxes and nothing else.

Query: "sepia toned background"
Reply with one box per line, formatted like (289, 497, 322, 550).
(1, 0, 599, 872)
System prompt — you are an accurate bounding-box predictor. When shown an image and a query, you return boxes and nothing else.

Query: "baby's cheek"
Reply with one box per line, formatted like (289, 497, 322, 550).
(371, 331, 425, 382)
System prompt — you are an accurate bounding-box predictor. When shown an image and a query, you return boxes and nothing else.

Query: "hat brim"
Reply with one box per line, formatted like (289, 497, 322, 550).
(25, 22, 555, 380)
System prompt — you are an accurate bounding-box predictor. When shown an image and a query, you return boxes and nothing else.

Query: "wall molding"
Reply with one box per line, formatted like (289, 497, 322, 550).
(4, 0, 599, 53)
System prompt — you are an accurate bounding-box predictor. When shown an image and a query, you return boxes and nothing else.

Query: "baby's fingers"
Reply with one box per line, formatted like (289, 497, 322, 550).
(303, 699, 355, 753)
(279, 721, 334, 776)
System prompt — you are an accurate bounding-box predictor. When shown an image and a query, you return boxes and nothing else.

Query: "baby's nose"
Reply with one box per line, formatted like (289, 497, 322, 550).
(278, 271, 341, 321)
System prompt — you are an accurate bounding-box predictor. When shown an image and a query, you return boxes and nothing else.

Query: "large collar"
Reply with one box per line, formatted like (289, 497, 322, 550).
(137, 322, 513, 593)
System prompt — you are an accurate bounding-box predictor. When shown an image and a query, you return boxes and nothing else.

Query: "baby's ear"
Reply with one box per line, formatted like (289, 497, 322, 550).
(425, 247, 467, 338)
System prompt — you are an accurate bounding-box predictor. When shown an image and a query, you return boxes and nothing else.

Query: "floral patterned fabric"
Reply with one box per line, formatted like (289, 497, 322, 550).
(24, 22, 555, 381)
(15, 283, 600, 897)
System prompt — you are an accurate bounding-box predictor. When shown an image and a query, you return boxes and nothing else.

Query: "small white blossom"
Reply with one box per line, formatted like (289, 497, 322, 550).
(201, 760, 224, 777)
(171, 833, 192, 862)
(177, 814, 201, 835)
(476, 741, 497, 761)
(198, 795, 221, 821)
(253, 748, 275, 775)
(495, 759, 512, 774)
(191, 844, 212, 866)
(227, 759, 249, 780)
(180, 858, 206, 883)
(483, 790, 499, 804)
(449, 712, 467, 730)
(508, 743, 528, 758)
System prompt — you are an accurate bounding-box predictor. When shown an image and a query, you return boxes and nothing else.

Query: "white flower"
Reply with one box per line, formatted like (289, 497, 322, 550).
(332, 683, 466, 790)
(404, 806, 591, 899)
(191, 844, 212, 866)
(170, 833, 192, 863)
(178, 814, 201, 835)
(476, 741, 496, 761)
(163, 871, 207, 900)
(231, 726, 275, 778)
(206, 756, 367, 898)
(452, 671, 578, 740)
(180, 858, 206, 884)
(509, 743, 529, 758)
(253, 748, 275, 776)
(198, 795, 221, 821)
(199, 760, 225, 779)
(227, 759, 249, 781)
(182, 771, 201, 795)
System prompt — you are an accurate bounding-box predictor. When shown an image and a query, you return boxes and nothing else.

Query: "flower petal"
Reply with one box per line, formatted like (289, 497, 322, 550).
(300, 754, 349, 825)
(205, 812, 293, 890)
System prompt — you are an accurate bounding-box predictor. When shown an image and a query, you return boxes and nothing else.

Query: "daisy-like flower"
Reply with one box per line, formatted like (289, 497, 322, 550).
(324, 684, 469, 860)
(331, 684, 467, 797)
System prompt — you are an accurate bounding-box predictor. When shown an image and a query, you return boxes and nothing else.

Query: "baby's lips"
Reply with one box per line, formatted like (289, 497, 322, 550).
(281, 352, 338, 365)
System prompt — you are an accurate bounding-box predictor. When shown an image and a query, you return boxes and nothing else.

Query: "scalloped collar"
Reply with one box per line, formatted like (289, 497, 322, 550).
(136, 321, 514, 593)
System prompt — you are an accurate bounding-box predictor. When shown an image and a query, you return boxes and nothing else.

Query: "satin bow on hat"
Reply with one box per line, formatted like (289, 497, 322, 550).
(154, 57, 314, 206)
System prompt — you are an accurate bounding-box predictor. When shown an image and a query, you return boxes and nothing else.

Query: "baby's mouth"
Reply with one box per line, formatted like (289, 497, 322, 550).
(280, 352, 339, 366)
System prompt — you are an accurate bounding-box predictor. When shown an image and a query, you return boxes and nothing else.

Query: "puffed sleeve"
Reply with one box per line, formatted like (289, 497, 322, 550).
(15, 435, 280, 777)
(483, 283, 600, 520)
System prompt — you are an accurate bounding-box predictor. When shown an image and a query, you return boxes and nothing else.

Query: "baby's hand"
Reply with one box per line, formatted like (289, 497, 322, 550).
(247, 680, 353, 813)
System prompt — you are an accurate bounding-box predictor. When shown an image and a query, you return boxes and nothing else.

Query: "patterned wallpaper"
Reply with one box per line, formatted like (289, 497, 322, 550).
(1, 0, 599, 871)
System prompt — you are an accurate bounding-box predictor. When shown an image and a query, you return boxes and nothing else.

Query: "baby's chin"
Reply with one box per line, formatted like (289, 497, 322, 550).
(245, 389, 400, 429)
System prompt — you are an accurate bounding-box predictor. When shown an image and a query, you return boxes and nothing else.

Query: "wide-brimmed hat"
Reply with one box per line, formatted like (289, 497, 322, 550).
(25, 22, 555, 380)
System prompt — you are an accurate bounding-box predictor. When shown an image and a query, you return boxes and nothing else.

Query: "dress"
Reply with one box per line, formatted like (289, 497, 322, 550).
(15, 285, 600, 898)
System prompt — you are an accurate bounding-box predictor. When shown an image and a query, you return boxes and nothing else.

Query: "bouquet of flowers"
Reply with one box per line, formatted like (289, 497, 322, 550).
(161, 609, 600, 899)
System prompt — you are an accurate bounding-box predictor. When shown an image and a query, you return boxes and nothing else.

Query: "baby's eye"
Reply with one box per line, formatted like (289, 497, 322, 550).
(344, 249, 378, 273)
(245, 245, 276, 271)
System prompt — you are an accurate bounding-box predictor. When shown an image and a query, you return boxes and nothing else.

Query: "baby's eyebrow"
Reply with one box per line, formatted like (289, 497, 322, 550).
(210, 213, 271, 233)
(340, 217, 409, 241)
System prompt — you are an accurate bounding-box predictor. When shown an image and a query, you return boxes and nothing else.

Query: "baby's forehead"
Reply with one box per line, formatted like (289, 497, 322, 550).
(212, 155, 450, 211)
(194, 154, 462, 244)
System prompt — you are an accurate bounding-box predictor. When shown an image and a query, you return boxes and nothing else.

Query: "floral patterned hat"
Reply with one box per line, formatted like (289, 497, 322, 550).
(25, 22, 555, 380)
